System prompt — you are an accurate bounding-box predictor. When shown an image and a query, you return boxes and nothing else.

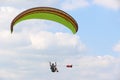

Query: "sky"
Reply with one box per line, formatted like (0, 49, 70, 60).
(0, 0, 120, 80)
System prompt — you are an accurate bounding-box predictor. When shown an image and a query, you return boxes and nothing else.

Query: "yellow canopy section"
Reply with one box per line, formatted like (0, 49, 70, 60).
(11, 7, 78, 34)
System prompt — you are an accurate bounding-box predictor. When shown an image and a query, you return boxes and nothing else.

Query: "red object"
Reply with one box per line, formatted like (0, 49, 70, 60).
(66, 65, 72, 68)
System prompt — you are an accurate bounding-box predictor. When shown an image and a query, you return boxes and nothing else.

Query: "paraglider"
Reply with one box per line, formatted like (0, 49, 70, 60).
(10, 7, 78, 34)
(49, 62, 59, 72)
(10, 7, 78, 72)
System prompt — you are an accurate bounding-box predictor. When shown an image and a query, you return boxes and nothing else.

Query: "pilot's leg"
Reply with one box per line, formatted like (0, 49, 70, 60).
(55, 68, 59, 72)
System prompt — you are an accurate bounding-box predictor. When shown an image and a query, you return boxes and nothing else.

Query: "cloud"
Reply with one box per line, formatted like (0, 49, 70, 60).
(1, 0, 120, 11)
(0, 53, 119, 80)
(15, 31, 86, 56)
(30, 31, 84, 50)
(93, 0, 120, 10)
(0, 69, 18, 79)
(61, 55, 120, 80)
(0, 30, 31, 50)
(112, 41, 120, 52)
(19, 31, 86, 56)
(0, 0, 58, 8)
(63, 55, 117, 68)
(61, 0, 89, 10)
(0, 7, 20, 30)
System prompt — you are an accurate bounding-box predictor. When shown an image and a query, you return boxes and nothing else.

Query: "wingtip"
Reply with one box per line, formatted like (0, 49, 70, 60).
(11, 31, 13, 34)
(10, 29, 13, 34)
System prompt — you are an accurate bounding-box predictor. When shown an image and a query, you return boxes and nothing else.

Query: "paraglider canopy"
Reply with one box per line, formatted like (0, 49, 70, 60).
(10, 7, 78, 34)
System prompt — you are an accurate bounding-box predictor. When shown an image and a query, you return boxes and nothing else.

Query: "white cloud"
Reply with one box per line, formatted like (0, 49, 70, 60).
(61, 0, 89, 10)
(0, 54, 117, 80)
(61, 55, 120, 80)
(0, 43, 119, 80)
(0, 30, 31, 50)
(113, 41, 120, 52)
(93, 0, 120, 10)
(0, 0, 58, 8)
(64, 55, 116, 68)
(0, 69, 18, 79)
(29, 31, 86, 55)
(30, 31, 56, 50)
(0, 7, 20, 30)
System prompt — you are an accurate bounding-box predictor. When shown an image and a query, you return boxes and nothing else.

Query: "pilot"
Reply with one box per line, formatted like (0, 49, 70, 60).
(49, 62, 59, 72)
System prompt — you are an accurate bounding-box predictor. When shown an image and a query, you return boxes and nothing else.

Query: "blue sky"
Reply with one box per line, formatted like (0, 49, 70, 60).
(76, 5, 120, 56)
(0, 0, 120, 80)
